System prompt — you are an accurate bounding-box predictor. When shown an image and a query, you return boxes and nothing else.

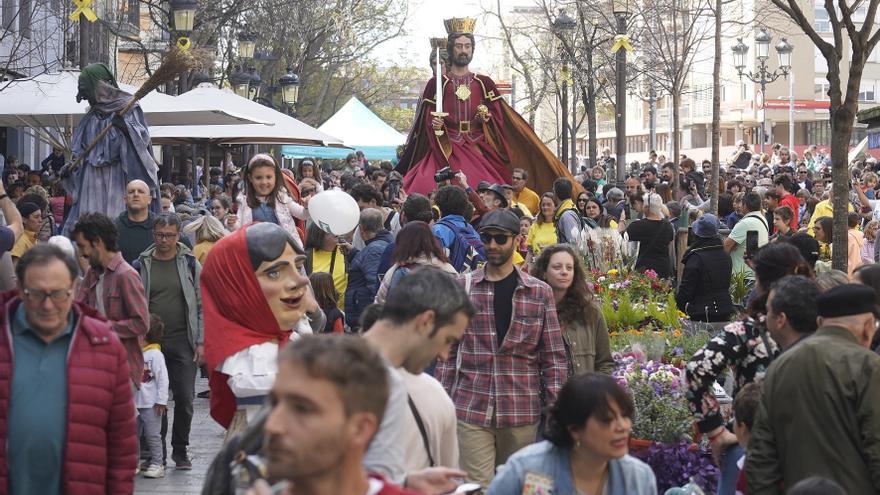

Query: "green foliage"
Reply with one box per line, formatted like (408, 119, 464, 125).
(729, 270, 750, 306)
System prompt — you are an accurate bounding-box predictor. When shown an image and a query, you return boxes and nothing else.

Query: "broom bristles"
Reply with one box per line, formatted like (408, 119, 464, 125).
(133, 46, 201, 101)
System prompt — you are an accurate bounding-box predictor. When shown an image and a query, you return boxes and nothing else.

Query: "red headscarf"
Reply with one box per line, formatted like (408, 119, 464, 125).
(202, 224, 291, 428)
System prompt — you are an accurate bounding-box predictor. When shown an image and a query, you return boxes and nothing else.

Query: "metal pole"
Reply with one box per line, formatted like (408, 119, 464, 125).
(571, 80, 578, 173)
(789, 71, 794, 151)
(561, 72, 569, 168)
(760, 77, 767, 154)
(615, 13, 627, 187)
(648, 86, 657, 151)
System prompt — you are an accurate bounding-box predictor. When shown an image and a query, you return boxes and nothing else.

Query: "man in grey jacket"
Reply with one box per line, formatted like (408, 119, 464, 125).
(135, 212, 203, 470)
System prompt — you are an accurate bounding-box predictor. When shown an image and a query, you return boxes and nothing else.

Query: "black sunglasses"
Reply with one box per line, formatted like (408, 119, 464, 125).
(480, 232, 512, 245)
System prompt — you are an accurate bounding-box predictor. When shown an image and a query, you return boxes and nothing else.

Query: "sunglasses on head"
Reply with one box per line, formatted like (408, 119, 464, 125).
(480, 232, 512, 245)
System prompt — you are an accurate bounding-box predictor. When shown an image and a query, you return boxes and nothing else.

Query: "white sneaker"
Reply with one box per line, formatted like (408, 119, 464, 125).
(143, 464, 165, 478)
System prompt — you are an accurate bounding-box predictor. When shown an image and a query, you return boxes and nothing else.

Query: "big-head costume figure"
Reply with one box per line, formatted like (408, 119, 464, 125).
(201, 222, 317, 432)
(396, 17, 576, 195)
(62, 64, 159, 234)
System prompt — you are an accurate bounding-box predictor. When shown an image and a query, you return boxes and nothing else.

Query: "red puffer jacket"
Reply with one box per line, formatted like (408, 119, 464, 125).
(0, 292, 136, 495)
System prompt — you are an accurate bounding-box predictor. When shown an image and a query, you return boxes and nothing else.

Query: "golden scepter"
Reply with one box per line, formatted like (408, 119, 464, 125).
(65, 46, 200, 174)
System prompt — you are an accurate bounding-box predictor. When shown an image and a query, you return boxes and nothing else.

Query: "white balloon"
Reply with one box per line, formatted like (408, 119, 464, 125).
(308, 190, 360, 235)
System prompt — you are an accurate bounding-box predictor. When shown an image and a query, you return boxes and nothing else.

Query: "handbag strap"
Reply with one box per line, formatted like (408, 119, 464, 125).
(407, 395, 436, 467)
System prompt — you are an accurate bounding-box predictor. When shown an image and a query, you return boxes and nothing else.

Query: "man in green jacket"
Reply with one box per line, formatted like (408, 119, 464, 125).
(746, 284, 880, 494)
(135, 212, 203, 470)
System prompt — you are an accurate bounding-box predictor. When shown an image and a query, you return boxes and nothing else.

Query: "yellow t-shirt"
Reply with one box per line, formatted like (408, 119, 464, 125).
(527, 221, 558, 257)
(513, 187, 541, 216)
(193, 240, 216, 264)
(312, 247, 348, 308)
(10, 231, 37, 259)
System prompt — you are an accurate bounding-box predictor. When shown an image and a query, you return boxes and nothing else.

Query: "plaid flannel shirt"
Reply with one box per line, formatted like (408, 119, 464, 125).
(435, 267, 568, 428)
(77, 251, 149, 386)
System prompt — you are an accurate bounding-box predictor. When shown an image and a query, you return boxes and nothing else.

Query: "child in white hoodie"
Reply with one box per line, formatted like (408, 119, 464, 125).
(136, 315, 169, 479)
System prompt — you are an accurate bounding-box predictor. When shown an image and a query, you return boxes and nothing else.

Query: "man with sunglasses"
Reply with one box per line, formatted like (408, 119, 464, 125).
(0, 244, 136, 494)
(134, 212, 203, 471)
(435, 209, 567, 487)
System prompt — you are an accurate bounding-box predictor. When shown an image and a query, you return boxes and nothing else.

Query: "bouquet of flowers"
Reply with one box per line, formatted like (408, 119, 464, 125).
(631, 441, 719, 493)
(579, 228, 636, 273)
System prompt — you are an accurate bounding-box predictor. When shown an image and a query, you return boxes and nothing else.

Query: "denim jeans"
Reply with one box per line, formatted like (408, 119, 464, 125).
(138, 407, 163, 466)
(717, 443, 745, 495)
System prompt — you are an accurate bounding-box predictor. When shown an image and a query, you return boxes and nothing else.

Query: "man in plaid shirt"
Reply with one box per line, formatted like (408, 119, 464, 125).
(72, 212, 149, 388)
(434, 209, 568, 487)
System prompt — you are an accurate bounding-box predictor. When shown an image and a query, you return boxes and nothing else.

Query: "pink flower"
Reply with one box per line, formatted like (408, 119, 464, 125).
(644, 269, 658, 279)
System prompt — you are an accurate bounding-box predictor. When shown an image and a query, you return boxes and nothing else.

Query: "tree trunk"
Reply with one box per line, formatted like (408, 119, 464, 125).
(672, 91, 681, 199)
(709, 0, 722, 215)
(830, 108, 852, 272)
(586, 51, 598, 169)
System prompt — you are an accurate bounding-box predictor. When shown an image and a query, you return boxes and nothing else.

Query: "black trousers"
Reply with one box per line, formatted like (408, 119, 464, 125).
(160, 333, 197, 462)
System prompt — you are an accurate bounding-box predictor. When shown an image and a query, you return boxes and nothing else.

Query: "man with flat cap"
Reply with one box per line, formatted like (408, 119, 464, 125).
(746, 284, 880, 495)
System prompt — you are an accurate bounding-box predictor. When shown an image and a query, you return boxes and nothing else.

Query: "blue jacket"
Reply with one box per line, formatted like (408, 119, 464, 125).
(345, 230, 393, 329)
(487, 441, 657, 495)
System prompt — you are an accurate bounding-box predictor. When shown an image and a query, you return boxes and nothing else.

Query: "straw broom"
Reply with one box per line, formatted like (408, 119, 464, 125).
(66, 46, 200, 172)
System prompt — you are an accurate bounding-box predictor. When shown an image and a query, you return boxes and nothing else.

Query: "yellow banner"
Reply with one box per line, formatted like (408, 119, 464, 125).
(69, 0, 98, 22)
(610, 34, 633, 53)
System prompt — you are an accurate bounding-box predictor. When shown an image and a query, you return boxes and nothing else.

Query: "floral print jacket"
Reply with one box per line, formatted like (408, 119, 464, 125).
(685, 317, 779, 433)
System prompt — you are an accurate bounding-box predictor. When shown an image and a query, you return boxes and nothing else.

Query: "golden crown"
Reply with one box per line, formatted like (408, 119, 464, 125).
(444, 17, 477, 35)
(430, 37, 448, 50)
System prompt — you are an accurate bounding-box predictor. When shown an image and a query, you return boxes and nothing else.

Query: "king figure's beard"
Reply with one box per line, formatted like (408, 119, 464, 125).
(452, 52, 473, 67)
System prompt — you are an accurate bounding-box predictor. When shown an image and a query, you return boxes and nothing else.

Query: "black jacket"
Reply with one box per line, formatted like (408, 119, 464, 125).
(676, 237, 735, 322)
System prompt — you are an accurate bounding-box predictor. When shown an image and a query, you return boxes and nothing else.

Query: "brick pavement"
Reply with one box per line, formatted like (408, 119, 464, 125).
(135, 377, 226, 495)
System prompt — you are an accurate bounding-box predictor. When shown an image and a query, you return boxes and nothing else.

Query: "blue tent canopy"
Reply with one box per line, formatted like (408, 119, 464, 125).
(282, 97, 406, 163)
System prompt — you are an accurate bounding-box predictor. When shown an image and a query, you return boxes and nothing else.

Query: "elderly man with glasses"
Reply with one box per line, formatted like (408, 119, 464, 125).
(509, 168, 540, 216)
(0, 244, 137, 494)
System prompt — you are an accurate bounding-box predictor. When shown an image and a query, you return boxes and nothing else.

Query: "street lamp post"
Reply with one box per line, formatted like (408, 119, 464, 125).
(613, 0, 629, 188)
(732, 28, 792, 154)
(552, 10, 576, 171)
(279, 68, 301, 116)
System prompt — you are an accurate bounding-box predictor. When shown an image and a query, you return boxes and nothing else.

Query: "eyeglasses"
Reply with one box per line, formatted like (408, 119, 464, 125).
(480, 232, 512, 245)
(301, 188, 316, 196)
(23, 288, 72, 303)
(153, 232, 178, 240)
(577, 198, 588, 203)
(512, 176, 524, 181)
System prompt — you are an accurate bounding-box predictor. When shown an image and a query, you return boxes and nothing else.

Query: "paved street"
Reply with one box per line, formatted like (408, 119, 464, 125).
(135, 377, 226, 495)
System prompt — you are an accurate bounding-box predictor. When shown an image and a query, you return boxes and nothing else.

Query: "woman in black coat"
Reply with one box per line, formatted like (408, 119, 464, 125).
(676, 213, 735, 322)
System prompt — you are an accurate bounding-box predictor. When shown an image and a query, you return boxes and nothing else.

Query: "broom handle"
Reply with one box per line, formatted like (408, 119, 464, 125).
(67, 97, 140, 171)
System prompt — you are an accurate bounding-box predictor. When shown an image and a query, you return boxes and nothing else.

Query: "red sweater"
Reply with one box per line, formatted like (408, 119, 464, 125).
(0, 293, 137, 495)
(779, 193, 800, 231)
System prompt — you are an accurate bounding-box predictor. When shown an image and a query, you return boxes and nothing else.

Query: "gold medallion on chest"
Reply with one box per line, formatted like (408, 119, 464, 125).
(455, 84, 472, 101)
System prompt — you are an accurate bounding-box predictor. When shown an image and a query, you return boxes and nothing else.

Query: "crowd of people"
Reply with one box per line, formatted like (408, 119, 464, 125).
(0, 140, 877, 495)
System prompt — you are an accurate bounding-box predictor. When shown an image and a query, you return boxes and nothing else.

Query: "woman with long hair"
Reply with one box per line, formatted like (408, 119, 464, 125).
(525, 193, 558, 266)
(183, 214, 229, 264)
(304, 222, 350, 309)
(686, 243, 814, 469)
(624, 192, 675, 278)
(487, 373, 656, 494)
(575, 191, 590, 218)
(234, 153, 308, 248)
(375, 221, 455, 303)
(295, 158, 324, 191)
(533, 244, 614, 375)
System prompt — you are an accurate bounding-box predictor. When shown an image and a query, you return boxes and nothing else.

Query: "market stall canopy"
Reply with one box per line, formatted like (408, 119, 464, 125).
(148, 87, 346, 148)
(0, 71, 270, 128)
(282, 97, 405, 162)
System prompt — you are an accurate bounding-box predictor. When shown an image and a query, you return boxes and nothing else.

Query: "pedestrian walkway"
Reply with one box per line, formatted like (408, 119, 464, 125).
(135, 377, 225, 495)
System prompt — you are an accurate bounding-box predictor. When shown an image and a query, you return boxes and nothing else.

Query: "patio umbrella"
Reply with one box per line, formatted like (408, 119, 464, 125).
(148, 87, 346, 148)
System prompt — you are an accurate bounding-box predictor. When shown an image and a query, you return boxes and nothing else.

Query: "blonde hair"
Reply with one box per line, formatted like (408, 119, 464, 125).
(643, 192, 665, 217)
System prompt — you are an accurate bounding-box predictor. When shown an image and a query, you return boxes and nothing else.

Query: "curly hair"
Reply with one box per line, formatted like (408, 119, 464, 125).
(532, 244, 599, 328)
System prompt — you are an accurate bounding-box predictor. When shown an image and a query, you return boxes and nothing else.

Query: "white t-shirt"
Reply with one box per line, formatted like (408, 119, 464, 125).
(363, 364, 407, 484)
(399, 371, 459, 472)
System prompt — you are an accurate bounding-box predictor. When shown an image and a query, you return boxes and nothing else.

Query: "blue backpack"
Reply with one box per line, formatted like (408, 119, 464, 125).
(436, 218, 486, 273)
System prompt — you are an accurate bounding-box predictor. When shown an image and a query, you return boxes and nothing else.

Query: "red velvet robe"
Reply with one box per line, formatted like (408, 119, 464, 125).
(397, 73, 578, 196)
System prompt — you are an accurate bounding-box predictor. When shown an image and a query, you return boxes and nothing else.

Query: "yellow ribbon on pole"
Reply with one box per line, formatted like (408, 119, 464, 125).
(176, 37, 192, 50)
(610, 34, 634, 53)
(69, 0, 98, 22)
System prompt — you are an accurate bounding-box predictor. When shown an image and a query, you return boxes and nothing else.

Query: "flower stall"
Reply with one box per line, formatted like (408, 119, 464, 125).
(594, 269, 720, 493)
